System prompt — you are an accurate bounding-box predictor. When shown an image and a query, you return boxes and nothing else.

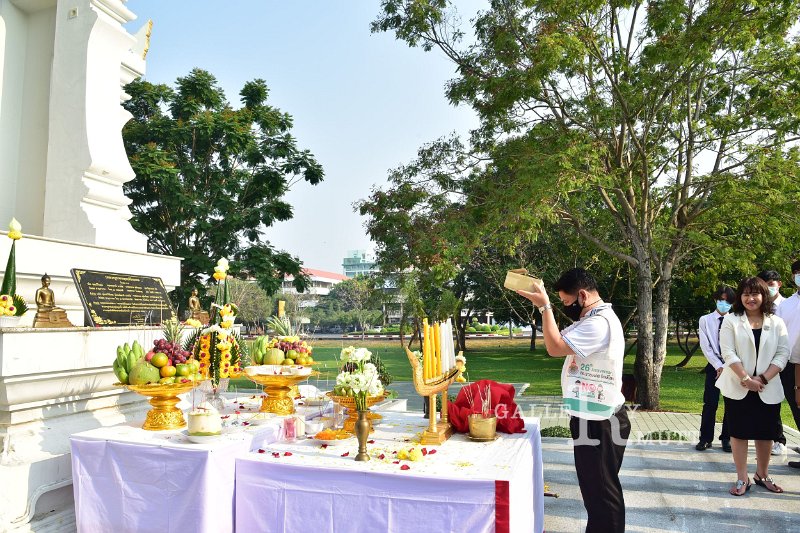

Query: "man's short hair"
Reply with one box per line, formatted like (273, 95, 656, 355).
(554, 268, 598, 294)
(712, 285, 736, 302)
(791, 260, 800, 273)
(757, 270, 781, 282)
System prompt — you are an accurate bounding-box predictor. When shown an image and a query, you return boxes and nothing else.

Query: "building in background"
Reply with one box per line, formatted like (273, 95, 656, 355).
(281, 268, 348, 307)
(342, 249, 377, 278)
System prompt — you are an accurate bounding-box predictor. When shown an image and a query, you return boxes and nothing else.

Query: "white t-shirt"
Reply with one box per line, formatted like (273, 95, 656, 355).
(560, 303, 626, 420)
(776, 293, 800, 364)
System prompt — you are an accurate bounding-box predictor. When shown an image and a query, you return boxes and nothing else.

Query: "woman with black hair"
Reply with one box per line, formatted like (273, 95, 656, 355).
(717, 277, 790, 495)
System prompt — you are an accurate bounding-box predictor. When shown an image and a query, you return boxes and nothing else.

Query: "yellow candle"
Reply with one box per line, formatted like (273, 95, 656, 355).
(422, 319, 430, 380)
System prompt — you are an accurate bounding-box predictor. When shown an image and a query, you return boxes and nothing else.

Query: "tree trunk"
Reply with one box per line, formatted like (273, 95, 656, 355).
(652, 278, 671, 391)
(529, 323, 537, 351)
(398, 304, 408, 349)
(633, 262, 658, 409)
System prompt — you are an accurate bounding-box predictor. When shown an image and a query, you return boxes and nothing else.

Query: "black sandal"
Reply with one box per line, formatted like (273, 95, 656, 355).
(754, 473, 783, 493)
(729, 479, 751, 496)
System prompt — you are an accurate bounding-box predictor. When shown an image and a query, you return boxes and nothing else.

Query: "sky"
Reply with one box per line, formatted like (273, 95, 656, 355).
(126, 1, 481, 274)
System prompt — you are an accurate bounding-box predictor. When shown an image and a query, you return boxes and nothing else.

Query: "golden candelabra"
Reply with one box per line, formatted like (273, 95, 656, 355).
(405, 345, 459, 445)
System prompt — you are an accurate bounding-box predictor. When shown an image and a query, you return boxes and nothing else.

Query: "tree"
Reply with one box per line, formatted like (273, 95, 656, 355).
(322, 277, 383, 337)
(372, 0, 800, 408)
(122, 68, 323, 311)
(224, 277, 273, 328)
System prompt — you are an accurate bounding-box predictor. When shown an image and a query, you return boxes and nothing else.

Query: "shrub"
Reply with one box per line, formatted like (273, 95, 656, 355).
(540, 426, 572, 438)
(641, 430, 687, 441)
(480, 324, 492, 332)
(491, 324, 500, 332)
(466, 326, 477, 333)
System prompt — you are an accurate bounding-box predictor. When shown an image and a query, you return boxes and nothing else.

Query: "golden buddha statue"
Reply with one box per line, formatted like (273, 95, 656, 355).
(33, 274, 73, 328)
(188, 288, 210, 324)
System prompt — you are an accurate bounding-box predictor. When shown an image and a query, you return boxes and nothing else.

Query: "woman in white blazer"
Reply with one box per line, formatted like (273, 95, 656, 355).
(717, 277, 790, 496)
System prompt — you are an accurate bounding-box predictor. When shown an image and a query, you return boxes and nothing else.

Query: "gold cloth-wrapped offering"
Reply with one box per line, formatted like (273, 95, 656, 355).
(503, 269, 543, 293)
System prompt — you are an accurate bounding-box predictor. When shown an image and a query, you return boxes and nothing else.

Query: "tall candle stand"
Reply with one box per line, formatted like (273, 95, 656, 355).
(405, 347, 459, 444)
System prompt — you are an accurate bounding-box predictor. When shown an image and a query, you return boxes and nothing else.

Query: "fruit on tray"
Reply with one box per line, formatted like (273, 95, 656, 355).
(112, 341, 144, 384)
(250, 335, 269, 364)
(264, 347, 285, 365)
(128, 359, 162, 385)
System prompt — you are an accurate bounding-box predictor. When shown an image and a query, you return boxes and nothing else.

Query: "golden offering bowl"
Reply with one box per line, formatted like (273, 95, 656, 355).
(326, 392, 387, 434)
(245, 372, 311, 416)
(121, 381, 200, 431)
(468, 413, 497, 440)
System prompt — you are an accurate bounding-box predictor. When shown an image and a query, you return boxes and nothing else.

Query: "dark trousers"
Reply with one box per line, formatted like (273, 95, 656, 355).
(700, 363, 729, 444)
(570, 408, 631, 533)
(776, 362, 800, 445)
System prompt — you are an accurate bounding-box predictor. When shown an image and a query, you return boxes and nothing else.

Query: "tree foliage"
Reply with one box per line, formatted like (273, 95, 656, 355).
(370, 0, 800, 408)
(122, 68, 323, 309)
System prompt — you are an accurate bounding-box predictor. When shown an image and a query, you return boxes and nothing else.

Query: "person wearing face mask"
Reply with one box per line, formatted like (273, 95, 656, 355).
(757, 270, 785, 314)
(717, 277, 790, 495)
(758, 270, 788, 455)
(695, 285, 735, 452)
(516, 268, 628, 532)
(775, 260, 800, 468)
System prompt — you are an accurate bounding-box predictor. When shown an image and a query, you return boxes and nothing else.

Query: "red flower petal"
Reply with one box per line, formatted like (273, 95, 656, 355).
(321, 444, 329, 449)
(428, 449, 437, 455)
(368, 440, 375, 444)
(242, 422, 250, 426)
(421, 448, 428, 456)
(378, 454, 385, 460)
(341, 452, 350, 457)
(272, 452, 280, 458)
(258, 449, 266, 454)
(392, 460, 400, 464)
(284, 452, 293, 457)
(400, 464, 410, 470)
(234, 410, 241, 415)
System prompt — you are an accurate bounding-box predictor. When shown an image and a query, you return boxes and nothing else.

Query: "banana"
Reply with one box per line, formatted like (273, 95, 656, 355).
(126, 349, 139, 372)
(116, 346, 126, 367)
(132, 340, 143, 359)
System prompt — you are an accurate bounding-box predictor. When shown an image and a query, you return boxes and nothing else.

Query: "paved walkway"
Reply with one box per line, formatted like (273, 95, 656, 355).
(377, 383, 800, 532)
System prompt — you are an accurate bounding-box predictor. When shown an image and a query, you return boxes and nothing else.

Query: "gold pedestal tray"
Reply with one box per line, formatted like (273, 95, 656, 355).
(123, 381, 199, 431)
(327, 393, 387, 434)
(245, 372, 311, 415)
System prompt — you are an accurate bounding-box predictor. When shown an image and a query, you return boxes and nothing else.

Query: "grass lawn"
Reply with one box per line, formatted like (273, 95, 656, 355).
(232, 337, 797, 431)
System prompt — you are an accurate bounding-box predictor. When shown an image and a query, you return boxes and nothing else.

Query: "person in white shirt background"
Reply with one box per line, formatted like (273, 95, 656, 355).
(696, 285, 735, 452)
(774, 260, 800, 469)
(757, 269, 788, 455)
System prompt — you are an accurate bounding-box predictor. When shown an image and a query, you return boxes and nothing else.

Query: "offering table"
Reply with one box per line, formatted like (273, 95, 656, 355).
(235, 412, 544, 533)
(69, 393, 331, 533)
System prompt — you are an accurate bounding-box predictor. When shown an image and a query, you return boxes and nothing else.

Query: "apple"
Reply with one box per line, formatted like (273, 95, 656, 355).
(286, 349, 298, 360)
(158, 377, 175, 385)
(145, 351, 155, 362)
(187, 359, 200, 373)
(281, 358, 293, 365)
(151, 353, 169, 368)
(175, 364, 191, 377)
(160, 365, 177, 378)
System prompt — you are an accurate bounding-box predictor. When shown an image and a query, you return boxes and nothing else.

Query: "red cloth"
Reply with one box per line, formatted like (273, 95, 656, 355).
(447, 380, 526, 434)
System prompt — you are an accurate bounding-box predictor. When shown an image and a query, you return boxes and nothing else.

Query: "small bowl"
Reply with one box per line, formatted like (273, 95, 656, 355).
(305, 421, 324, 434)
(467, 414, 497, 440)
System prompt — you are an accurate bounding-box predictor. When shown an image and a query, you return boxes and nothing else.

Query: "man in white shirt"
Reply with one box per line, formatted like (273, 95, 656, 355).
(696, 286, 735, 452)
(776, 260, 800, 467)
(517, 268, 628, 533)
(758, 270, 785, 312)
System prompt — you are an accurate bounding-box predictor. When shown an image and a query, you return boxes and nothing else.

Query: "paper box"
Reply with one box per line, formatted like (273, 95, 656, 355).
(504, 269, 543, 292)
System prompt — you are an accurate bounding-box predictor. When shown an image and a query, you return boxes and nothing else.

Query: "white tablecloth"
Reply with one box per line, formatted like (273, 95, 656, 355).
(235, 413, 544, 533)
(70, 392, 330, 533)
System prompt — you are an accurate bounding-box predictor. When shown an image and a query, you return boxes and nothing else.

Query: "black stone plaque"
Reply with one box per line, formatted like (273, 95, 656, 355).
(71, 269, 176, 326)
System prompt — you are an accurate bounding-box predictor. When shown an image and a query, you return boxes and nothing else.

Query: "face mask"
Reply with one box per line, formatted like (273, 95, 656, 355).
(768, 286, 779, 297)
(563, 296, 583, 321)
(716, 300, 732, 314)
(795, 274, 800, 287)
